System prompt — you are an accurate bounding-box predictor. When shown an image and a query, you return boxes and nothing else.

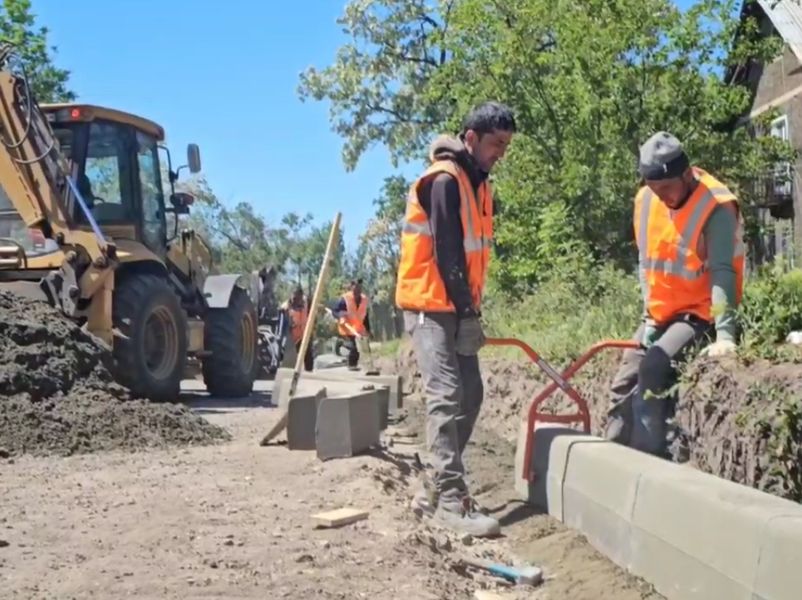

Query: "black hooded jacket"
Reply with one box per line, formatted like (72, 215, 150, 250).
(416, 135, 489, 319)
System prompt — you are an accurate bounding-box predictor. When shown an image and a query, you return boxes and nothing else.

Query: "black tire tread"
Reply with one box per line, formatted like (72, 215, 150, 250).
(201, 287, 258, 398)
(112, 273, 187, 402)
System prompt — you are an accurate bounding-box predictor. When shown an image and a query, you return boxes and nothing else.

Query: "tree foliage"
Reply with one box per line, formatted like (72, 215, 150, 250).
(300, 0, 794, 292)
(180, 175, 347, 303)
(0, 0, 73, 102)
(354, 174, 408, 302)
(298, 0, 454, 170)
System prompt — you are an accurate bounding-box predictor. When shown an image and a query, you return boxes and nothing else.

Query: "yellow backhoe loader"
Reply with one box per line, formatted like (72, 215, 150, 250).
(0, 43, 259, 402)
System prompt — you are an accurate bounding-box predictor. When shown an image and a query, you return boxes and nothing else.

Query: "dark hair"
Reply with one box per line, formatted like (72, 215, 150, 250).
(461, 101, 517, 136)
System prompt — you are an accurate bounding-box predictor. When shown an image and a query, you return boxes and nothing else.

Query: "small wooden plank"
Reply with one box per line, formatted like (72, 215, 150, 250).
(311, 507, 369, 528)
(474, 591, 508, 600)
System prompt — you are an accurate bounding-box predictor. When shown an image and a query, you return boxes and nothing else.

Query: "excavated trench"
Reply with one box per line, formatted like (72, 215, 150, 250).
(391, 340, 802, 503)
(0, 291, 230, 457)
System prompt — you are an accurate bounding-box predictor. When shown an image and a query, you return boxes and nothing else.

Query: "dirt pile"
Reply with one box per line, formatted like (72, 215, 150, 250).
(389, 338, 802, 502)
(677, 356, 802, 501)
(0, 290, 230, 457)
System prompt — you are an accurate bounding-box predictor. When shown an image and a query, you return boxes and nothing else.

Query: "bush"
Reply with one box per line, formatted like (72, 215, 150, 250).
(483, 260, 641, 364)
(739, 263, 802, 360)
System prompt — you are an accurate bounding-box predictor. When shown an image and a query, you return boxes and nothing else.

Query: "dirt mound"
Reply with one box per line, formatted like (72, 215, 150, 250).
(0, 291, 230, 457)
(677, 356, 802, 501)
(389, 338, 802, 502)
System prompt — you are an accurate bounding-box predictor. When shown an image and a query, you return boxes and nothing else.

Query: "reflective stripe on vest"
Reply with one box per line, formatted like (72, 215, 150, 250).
(635, 168, 745, 323)
(399, 178, 492, 254)
(395, 159, 493, 312)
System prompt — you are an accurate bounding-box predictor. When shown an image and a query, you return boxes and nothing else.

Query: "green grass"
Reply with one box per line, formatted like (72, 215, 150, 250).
(482, 263, 642, 364)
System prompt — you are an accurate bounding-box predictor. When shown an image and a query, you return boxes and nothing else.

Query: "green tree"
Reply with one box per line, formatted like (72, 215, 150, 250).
(181, 175, 285, 275)
(355, 174, 408, 302)
(0, 0, 74, 102)
(181, 175, 349, 306)
(300, 0, 793, 291)
(298, 0, 454, 170)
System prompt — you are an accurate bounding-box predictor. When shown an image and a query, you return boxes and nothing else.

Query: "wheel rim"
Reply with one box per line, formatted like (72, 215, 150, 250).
(240, 310, 256, 373)
(144, 306, 179, 380)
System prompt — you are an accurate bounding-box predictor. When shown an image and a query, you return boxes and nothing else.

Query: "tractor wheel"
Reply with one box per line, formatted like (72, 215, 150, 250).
(112, 273, 187, 402)
(202, 286, 259, 398)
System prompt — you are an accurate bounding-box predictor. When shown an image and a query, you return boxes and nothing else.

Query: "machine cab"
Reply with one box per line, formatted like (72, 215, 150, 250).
(41, 104, 200, 255)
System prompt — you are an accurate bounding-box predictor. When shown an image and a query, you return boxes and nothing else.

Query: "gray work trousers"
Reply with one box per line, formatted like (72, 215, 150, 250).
(606, 315, 713, 457)
(404, 311, 483, 501)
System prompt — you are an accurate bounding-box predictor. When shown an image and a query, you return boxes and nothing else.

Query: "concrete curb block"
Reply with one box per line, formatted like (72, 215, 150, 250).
(273, 371, 391, 431)
(274, 366, 402, 413)
(519, 430, 802, 600)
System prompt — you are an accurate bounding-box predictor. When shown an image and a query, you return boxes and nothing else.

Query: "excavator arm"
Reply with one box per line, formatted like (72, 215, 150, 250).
(0, 44, 117, 343)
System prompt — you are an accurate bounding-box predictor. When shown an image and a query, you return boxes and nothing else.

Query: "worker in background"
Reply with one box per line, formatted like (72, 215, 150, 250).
(332, 279, 370, 369)
(396, 101, 516, 538)
(281, 285, 313, 372)
(606, 131, 744, 457)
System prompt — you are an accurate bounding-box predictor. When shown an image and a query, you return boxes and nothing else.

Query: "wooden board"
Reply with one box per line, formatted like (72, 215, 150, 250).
(474, 591, 508, 600)
(311, 507, 368, 528)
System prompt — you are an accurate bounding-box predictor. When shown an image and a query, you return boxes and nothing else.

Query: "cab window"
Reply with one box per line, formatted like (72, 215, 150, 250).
(78, 121, 135, 224)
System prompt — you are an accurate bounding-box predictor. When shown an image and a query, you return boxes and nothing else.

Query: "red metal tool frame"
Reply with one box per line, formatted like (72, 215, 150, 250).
(484, 337, 639, 483)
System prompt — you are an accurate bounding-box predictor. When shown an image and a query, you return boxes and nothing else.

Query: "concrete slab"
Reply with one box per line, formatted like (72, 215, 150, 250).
(512, 421, 593, 510)
(315, 389, 382, 460)
(631, 466, 802, 600)
(753, 515, 802, 600)
(314, 352, 346, 370)
(560, 440, 658, 571)
(274, 367, 397, 423)
(274, 376, 390, 431)
(286, 387, 327, 450)
(323, 366, 404, 411)
(274, 366, 403, 411)
(536, 431, 802, 600)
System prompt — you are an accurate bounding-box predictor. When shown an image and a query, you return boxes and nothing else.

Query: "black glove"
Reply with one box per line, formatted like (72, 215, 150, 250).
(455, 316, 486, 356)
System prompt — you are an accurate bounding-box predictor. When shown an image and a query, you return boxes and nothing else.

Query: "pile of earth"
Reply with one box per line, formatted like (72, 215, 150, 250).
(0, 290, 230, 457)
(389, 339, 802, 502)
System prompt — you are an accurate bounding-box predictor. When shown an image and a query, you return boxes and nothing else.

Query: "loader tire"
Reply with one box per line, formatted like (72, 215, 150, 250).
(202, 286, 258, 398)
(112, 274, 187, 402)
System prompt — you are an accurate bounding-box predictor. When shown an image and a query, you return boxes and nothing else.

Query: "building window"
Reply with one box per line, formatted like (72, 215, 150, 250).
(770, 115, 792, 199)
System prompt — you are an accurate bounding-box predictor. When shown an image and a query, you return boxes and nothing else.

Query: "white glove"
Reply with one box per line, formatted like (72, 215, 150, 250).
(701, 339, 736, 357)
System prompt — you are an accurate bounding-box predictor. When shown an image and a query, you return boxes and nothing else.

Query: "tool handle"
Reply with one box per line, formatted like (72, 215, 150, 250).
(484, 563, 518, 582)
(461, 557, 515, 582)
(291, 212, 341, 394)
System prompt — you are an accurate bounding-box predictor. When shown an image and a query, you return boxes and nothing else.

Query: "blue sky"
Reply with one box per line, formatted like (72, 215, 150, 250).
(34, 0, 704, 252)
(34, 0, 418, 252)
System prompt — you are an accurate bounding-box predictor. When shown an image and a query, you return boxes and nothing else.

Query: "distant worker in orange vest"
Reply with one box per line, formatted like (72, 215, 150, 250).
(281, 286, 313, 372)
(396, 101, 517, 538)
(332, 279, 370, 369)
(606, 131, 744, 458)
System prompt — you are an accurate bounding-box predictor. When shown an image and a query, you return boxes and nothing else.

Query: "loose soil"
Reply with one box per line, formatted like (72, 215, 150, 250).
(0, 291, 229, 457)
(0, 391, 662, 599)
(390, 338, 802, 502)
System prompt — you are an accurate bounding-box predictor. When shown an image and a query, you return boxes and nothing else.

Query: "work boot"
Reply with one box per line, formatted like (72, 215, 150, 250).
(432, 495, 500, 538)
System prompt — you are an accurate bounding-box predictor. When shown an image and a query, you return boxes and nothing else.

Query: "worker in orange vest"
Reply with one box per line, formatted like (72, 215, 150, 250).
(281, 286, 313, 372)
(396, 101, 516, 538)
(332, 279, 370, 369)
(606, 131, 744, 457)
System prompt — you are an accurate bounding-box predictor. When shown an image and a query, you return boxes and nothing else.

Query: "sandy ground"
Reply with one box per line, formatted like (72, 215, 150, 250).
(1, 379, 661, 600)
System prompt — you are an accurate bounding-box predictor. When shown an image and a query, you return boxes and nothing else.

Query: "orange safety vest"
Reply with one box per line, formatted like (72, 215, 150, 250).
(634, 167, 745, 325)
(287, 302, 308, 344)
(395, 160, 493, 312)
(338, 291, 368, 337)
